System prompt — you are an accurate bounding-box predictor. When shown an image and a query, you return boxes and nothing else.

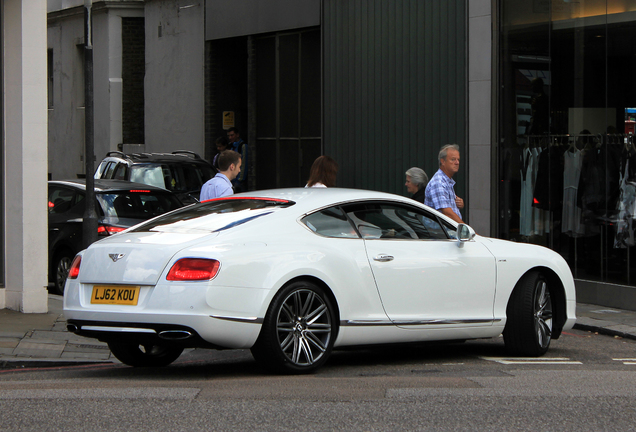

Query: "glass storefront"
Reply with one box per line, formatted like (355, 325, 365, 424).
(498, 0, 636, 286)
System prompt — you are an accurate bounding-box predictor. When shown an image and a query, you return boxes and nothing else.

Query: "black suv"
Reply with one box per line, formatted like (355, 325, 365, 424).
(48, 179, 183, 294)
(95, 151, 216, 204)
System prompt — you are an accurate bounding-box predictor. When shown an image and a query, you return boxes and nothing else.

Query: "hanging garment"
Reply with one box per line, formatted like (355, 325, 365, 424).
(519, 148, 535, 236)
(532, 147, 550, 235)
(615, 159, 636, 248)
(562, 149, 585, 237)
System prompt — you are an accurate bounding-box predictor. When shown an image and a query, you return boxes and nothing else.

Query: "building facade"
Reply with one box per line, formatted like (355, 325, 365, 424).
(5, 0, 634, 311)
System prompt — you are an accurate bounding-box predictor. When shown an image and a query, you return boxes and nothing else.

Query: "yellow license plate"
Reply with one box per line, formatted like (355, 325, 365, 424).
(91, 285, 140, 305)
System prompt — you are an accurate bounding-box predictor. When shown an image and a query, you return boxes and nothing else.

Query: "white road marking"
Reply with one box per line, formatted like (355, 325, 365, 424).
(480, 356, 582, 365)
(613, 358, 636, 365)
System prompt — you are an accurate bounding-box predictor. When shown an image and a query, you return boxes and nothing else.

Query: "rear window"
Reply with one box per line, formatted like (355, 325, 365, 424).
(130, 198, 295, 233)
(98, 191, 183, 220)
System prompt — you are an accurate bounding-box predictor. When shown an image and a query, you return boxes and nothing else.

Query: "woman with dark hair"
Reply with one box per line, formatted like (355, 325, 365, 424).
(306, 156, 338, 188)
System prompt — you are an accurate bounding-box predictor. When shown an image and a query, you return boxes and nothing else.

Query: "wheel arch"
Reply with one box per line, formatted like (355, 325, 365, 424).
(506, 266, 567, 339)
(270, 275, 341, 339)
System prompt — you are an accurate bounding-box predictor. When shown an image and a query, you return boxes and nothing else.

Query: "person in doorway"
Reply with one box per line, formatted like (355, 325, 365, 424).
(200, 150, 242, 201)
(425, 144, 465, 223)
(227, 127, 248, 192)
(306, 156, 338, 188)
(405, 167, 428, 203)
(212, 136, 230, 172)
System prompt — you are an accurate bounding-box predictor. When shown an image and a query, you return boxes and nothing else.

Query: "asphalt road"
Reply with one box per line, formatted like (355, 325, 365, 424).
(1, 328, 635, 431)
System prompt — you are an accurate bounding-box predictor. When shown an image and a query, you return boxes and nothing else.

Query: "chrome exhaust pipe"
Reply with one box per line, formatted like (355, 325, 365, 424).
(158, 330, 193, 340)
(67, 324, 78, 333)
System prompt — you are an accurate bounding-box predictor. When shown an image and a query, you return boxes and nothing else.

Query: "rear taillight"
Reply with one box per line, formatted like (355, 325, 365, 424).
(166, 258, 220, 281)
(98, 225, 127, 236)
(68, 256, 81, 279)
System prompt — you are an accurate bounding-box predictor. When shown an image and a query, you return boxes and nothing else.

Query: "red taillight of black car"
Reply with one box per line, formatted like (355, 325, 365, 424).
(97, 225, 127, 236)
(166, 258, 220, 281)
(68, 255, 82, 279)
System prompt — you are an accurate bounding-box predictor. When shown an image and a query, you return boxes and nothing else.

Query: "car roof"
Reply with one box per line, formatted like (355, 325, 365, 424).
(101, 151, 212, 166)
(48, 178, 174, 193)
(230, 187, 437, 215)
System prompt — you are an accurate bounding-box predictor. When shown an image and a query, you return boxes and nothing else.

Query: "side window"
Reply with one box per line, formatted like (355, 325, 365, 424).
(113, 163, 128, 180)
(442, 221, 458, 240)
(302, 206, 359, 239)
(48, 186, 75, 214)
(343, 203, 449, 240)
(103, 162, 117, 179)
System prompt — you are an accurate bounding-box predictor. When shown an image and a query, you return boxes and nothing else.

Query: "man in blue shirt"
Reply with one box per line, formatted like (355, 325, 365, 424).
(200, 150, 242, 201)
(424, 144, 465, 223)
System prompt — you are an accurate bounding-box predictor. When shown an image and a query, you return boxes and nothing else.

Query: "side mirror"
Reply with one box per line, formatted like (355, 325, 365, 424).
(457, 223, 475, 247)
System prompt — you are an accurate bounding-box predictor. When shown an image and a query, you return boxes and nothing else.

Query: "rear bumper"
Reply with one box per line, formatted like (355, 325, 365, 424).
(67, 319, 224, 349)
(64, 312, 262, 349)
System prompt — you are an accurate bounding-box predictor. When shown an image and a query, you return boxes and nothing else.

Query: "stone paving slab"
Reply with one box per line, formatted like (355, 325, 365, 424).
(0, 339, 20, 349)
(12, 340, 66, 358)
(0, 331, 29, 339)
(29, 330, 78, 341)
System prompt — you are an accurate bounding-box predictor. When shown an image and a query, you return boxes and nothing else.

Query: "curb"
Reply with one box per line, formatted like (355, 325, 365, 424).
(573, 323, 636, 341)
(0, 359, 117, 370)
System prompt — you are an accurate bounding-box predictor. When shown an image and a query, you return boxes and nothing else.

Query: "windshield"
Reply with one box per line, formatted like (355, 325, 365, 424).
(130, 163, 215, 193)
(130, 198, 295, 233)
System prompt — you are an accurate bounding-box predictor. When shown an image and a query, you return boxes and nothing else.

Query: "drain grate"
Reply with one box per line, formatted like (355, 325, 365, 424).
(72, 344, 110, 350)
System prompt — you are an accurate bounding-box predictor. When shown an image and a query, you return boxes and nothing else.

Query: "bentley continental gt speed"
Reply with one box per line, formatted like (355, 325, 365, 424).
(63, 188, 576, 373)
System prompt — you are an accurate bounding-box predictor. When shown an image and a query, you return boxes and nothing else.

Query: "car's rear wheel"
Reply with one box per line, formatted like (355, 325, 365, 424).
(107, 341, 183, 367)
(53, 251, 74, 295)
(251, 281, 336, 374)
(503, 270, 553, 356)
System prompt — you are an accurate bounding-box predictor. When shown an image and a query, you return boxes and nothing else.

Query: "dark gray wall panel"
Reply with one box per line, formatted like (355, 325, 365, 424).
(206, 0, 320, 40)
(324, 0, 466, 197)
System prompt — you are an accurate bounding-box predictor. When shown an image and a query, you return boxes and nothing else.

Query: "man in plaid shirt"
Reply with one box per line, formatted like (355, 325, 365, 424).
(424, 144, 465, 224)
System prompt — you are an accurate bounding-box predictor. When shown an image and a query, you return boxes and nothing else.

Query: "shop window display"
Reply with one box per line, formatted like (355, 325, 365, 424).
(499, 0, 636, 286)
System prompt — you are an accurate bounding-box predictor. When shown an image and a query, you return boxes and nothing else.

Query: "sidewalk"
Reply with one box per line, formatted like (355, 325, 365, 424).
(1, 295, 636, 368)
(0, 295, 114, 368)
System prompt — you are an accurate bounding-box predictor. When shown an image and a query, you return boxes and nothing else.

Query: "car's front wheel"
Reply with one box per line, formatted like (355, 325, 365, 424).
(251, 281, 336, 374)
(107, 341, 184, 367)
(503, 270, 553, 356)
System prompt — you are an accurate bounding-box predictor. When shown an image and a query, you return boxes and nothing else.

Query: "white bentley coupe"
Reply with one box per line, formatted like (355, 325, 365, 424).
(64, 188, 576, 373)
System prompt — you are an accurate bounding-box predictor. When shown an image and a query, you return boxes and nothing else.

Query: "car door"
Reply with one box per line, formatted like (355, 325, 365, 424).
(48, 185, 85, 258)
(343, 202, 497, 329)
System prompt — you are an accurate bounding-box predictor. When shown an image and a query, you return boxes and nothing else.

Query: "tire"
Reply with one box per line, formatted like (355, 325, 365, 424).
(53, 252, 74, 295)
(503, 270, 553, 356)
(107, 341, 184, 367)
(251, 281, 337, 374)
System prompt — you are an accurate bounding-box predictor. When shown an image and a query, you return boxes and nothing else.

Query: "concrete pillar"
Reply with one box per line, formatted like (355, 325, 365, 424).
(2, 0, 49, 312)
(467, 0, 493, 236)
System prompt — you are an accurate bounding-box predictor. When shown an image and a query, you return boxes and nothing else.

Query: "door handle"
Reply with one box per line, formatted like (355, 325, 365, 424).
(373, 254, 394, 262)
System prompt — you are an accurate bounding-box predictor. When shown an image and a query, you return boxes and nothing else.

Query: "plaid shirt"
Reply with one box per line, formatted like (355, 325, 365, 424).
(424, 169, 462, 219)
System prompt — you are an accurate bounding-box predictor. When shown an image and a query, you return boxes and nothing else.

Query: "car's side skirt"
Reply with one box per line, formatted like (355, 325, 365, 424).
(341, 318, 502, 326)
